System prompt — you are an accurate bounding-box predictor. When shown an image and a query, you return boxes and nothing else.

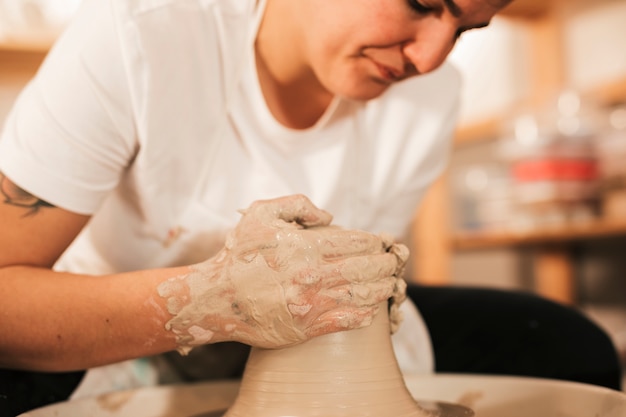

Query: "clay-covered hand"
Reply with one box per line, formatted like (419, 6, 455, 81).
(158, 194, 408, 353)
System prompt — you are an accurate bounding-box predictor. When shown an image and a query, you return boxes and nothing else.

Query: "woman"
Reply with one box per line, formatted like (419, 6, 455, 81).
(9, 0, 619, 414)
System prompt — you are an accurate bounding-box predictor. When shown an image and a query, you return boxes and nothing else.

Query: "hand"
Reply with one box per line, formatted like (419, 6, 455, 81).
(157, 194, 408, 353)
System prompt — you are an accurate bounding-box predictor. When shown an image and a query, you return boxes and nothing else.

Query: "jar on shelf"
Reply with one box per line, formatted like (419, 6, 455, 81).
(496, 90, 605, 229)
(452, 163, 515, 232)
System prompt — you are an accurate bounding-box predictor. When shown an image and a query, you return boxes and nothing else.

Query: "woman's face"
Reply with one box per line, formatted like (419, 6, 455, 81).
(291, 0, 509, 101)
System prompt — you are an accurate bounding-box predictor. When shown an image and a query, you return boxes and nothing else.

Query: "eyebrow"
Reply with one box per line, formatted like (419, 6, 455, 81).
(443, 0, 492, 33)
(443, 0, 463, 18)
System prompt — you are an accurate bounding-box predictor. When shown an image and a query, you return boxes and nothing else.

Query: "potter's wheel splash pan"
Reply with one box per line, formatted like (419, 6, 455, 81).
(19, 374, 626, 417)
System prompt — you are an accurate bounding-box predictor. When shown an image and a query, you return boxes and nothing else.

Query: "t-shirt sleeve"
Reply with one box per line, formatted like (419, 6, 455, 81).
(0, 0, 136, 215)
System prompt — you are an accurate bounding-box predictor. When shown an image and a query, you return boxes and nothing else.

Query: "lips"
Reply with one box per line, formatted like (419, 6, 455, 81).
(373, 62, 403, 81)
(362, 47, 406, 82)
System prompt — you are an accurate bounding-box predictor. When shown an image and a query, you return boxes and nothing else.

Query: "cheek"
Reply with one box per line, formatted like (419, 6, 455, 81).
(305, 25, 353, 74)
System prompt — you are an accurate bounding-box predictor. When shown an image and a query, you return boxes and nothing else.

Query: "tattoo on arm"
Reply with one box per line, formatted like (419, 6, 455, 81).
(0, 172, 55, 216)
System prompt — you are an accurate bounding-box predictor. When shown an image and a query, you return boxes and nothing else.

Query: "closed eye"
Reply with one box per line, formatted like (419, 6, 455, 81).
(455, 22, 490, 39)
(406, 0, 434, 14)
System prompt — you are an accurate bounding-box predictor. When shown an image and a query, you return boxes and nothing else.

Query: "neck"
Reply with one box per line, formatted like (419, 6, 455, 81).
(255, 0, 333, 129)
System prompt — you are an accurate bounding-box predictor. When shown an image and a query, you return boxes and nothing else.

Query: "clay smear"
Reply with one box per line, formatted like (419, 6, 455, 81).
(157, 195, 408, 354)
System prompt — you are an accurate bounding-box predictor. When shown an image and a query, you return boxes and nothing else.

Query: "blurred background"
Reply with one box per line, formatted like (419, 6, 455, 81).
(0, 0, 625, 390)
(410, 0, 626, 389)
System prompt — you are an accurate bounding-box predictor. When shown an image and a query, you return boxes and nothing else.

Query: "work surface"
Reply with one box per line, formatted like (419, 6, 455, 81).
(20, 373, 626, 417)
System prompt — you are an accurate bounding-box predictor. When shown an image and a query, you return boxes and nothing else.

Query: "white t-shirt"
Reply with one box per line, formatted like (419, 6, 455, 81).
(0, 0, 460, 396)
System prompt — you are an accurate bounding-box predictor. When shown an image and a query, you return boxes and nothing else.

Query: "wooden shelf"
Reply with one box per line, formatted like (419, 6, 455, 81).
(452, 219, 626, 251)
(590, 76, 626, 107)
(454, 76, 626, 146)
(451, 216, 626, 304)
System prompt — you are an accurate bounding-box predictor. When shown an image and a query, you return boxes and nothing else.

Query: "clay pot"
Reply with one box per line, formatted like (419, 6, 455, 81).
(223, 301, 427, 416)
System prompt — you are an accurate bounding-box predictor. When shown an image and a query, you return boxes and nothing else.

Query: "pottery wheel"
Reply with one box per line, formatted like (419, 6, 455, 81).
(188, 400, 475, 417)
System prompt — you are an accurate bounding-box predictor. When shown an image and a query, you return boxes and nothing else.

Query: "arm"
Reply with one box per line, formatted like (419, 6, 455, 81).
(0, 172, 181, 371)
(0, 177, 406, 371)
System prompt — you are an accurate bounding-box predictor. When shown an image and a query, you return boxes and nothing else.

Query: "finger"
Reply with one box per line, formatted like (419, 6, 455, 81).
(389, 302, 405, 334)
(392, 277, 407, 304)
(379, 232, 396, 250)
(247, 194, 333, 228)
(291, 264, 346, 288)
(389, 243, 410, 269)
(332, 252, 400, 283)
(319, 280, 396, 308)
(309, 228, 387, 259)
(306, 305, 379, 338)
(291, 255, 396, 287)
(358, 280, 396, 305)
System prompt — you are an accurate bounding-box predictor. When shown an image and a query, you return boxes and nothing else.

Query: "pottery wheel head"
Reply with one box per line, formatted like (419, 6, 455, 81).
(188, 401, 474, 417)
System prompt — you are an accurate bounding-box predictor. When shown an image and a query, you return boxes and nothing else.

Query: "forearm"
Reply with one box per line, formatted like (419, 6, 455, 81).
(0, 194, 409, 372)
(0, 265, 187, 372)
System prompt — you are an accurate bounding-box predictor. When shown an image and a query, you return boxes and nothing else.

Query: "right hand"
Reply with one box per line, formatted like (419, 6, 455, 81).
(157, 194, 407, 352)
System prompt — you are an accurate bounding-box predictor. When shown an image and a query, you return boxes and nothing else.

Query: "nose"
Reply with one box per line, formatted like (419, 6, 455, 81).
(402, 22, 458, 74)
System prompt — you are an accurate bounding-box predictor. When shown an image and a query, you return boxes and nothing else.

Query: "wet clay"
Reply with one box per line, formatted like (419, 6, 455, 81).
(223, 300, 429, 417)
(157, 195, 407, 354)
(157, 195, 420, 416)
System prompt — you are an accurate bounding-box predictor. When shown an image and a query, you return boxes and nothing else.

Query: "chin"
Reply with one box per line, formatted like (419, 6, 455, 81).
(335, 83, 389, 102)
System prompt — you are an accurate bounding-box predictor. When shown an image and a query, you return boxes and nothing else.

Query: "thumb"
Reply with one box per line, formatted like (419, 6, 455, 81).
(244, 194, 333, 228)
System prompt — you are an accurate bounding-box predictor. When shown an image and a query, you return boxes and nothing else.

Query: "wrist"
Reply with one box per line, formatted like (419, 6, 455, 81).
(156, 255, 236, 354)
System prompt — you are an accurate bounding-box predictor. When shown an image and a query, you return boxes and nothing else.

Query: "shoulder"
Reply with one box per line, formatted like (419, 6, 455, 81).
(109, 0, 258, 80)
(111, 0, 257, 25)
(104, 0, 258, 57)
